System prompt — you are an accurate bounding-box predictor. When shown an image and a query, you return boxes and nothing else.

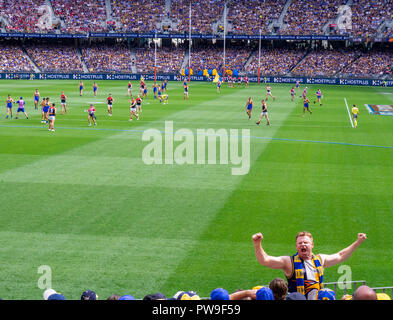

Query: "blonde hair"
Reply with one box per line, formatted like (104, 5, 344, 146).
(295, 231, 313, 241)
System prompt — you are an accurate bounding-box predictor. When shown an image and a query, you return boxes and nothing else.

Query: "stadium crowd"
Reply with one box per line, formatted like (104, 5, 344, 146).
(51, 0, 107, 33)
(0, 0, 392, 38)
(291, 49, 359, 77)
(350, 0, 393, 37)
(25, 44, 84, 72)
(169, 0, 225, 34)
(0, 45, 34, 72)
(280, 0, 347, 35)
(135, 46, 185, 74)
(227, 0, 285, 35)
(189, 45, 251, 74)
(340, 49, 393, 78)
(81, 43, 134, 73)
(36, 282, 390, 301)
(245, 48, 306, 76)
(111, 0, 165, 33)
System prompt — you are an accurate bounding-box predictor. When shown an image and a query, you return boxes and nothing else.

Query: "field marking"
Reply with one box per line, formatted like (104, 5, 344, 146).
(1, 124, 393, 150)
(344, 97, 354, 128)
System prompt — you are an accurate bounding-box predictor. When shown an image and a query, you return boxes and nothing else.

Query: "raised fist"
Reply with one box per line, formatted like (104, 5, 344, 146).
(252, 233, 263, 243)
(357, 233, 367, 242)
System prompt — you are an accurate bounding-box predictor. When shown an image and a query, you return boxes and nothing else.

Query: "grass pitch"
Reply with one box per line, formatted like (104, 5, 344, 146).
(0, 80, 392, 299)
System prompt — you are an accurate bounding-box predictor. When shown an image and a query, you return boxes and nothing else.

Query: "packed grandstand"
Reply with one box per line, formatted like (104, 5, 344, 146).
(0, 0, 391, 78)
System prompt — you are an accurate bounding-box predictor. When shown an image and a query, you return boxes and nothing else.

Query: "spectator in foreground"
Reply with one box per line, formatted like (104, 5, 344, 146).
(252, 231, 367, 300)
(269, 278, 288, 300)
(81, 290, 98, 300)
(352, 285, 377, 300)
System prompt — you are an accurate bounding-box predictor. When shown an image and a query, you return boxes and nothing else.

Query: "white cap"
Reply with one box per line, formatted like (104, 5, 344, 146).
(43, 288, 57, 300)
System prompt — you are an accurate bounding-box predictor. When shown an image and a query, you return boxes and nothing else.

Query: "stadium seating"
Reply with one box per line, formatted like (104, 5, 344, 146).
(170, 0, 225, 34)
(245, 48, 306, 76)
(290, 49, 359, 77)
(227, 0, 285, 35)
(110, 0, 166, 33)
(25, 44, 84, 72)
(340, 49, 393, 78)
(190, 45, 251, 75)
(51, 0, 107, 33)
(0, 44, 34, 72)
(81, 43, 134, 73)
(135, 46, 185, 74)
(280, 0, 347, 35)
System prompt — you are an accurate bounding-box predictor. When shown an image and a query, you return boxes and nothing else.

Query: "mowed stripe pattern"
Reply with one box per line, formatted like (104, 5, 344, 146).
(0, 81, 392, 299)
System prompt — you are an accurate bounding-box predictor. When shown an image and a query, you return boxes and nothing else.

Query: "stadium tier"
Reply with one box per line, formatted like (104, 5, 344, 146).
(0, 0, 392, 37)
(0, 41, 391, 78)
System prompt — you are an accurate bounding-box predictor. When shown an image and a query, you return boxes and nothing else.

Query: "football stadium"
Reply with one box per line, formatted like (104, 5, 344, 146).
(0, 0, 392, 304)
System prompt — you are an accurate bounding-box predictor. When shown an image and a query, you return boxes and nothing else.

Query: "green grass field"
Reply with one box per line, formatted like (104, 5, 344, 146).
(0, 80, 392, 300)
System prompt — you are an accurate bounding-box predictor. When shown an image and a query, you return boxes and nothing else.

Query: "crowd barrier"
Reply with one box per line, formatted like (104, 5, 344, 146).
(0, 32, 391, 42)
(0, 73, 392, 87)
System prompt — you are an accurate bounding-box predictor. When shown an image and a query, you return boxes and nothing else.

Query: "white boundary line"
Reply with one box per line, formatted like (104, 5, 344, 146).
(344, 98, 354, 128)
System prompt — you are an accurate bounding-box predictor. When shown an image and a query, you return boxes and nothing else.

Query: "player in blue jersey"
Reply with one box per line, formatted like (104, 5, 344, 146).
(303, 98, 312, 117)
(41, 97, 51, 124)
(314, 89, 322, 106)
(184, 81, 189, 100)
(217, 80, 221, 93)
(15, 97, 29, 119)
(245, 97, 253, 120)
(163, 80, 168, 92)
(92, 82, 98, 96)
(153, 83, 158, 99)
(5, 95, 14, 119)
(79, 81, 84, 96)
(33, 89, 40, 110)
(158, 86, 162, 102)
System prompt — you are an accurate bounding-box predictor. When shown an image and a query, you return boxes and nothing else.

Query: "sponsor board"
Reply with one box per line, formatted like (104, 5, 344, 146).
(365, 104, 393, 116)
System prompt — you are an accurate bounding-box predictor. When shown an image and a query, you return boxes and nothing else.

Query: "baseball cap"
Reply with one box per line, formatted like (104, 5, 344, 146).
(286, 292, 306, 300)
(317, 288, 336, 300)
(81, 290, 98, 300)
(173, 291, 200, 300)
(256, 287, 274, 300)
(210, 288, 230, 300)
(119, 295, 136, 300)
(43, 289, 63, 300)
(143, 292, 167, 300)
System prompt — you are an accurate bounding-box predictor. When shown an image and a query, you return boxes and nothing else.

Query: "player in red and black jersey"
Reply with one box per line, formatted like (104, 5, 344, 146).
(107, 94, 114, 116)
(60, 91, 67, 115)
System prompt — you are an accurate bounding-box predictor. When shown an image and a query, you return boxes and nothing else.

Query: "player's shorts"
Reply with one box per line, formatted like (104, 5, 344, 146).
(43, 107, 49, 113)
(61, 100, 66, 104)
(89, 113, 95, 118)
(130, 107, 136, 112)
(304, 105, 309, 109)
(34, 96, 39, 101)
(108, 103, 113, 108)
(80, 86, 83, 90)
(317, 96, 321, 99)
(48, 116, 55, 121)
(247, 106, 252, 110)
(17, 107, 25, 112)
(7, 104, 12, 109)
(184, 90, 188, 94)
(93, 88, 97, 91)
(353, 114, 358, 119)
(262, 111, 268, 115)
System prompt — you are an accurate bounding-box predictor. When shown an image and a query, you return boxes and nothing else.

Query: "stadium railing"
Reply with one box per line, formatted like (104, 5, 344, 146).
(324, 280, 367, 295)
